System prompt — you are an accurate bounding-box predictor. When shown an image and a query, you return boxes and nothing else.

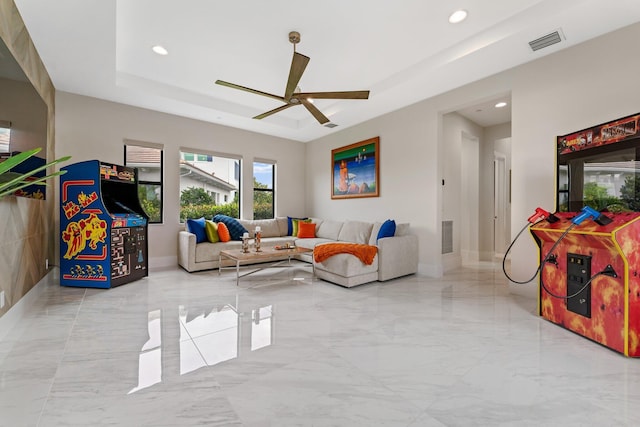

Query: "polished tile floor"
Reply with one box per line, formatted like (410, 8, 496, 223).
(2, 262, 640, 426)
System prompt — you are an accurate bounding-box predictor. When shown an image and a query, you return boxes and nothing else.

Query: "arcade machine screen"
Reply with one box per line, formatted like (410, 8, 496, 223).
(557, 114, 640, 213)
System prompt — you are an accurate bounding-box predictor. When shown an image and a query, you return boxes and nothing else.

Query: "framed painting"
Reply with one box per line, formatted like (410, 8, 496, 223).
(331, 136, 379, 199)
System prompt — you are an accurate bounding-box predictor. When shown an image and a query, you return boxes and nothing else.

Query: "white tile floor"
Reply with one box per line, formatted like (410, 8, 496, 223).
(2, 262, 640, 426)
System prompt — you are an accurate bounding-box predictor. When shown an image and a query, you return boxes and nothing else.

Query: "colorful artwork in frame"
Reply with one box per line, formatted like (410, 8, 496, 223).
(331, 136, 379, 199)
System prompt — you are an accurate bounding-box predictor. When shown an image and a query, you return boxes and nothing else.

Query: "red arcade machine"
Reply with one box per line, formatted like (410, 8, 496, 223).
(60, 160, 148, 288)
(530, 112, 640, 357)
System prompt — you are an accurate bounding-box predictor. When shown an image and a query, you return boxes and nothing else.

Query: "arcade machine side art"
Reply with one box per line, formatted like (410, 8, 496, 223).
(60, 160, 149, 288)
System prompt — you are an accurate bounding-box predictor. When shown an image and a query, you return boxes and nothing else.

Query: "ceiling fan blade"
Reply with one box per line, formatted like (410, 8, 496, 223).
(300, 99, 330, 124)
(284, 52, 310, 101)
(253, 103, 296, 120)
(215, 80, 285, 102)
(296, 90, 370, 100)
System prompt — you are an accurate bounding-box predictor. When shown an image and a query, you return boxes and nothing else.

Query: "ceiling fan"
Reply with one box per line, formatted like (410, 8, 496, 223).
(215, 31, 370, 125)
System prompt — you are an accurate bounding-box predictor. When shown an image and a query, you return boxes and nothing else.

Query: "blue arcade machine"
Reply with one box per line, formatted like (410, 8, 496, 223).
(59, 160, 148, 288)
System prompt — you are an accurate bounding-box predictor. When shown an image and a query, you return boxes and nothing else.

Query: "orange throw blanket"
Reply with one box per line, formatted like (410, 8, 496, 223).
(314, 243, 378, 265)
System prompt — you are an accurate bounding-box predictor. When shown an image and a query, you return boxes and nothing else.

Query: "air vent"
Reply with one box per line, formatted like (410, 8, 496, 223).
(442, 221, 453, 254)
(324, 123, 338, 128)
(529, 30, 563, 52)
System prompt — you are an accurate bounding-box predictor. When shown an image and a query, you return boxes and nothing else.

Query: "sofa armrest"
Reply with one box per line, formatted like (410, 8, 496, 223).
(377, 234, 418, 281)
(178, 231, 197, 272)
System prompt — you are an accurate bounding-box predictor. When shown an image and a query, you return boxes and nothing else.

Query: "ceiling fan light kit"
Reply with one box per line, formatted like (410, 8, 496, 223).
(215, 31, 369, 125)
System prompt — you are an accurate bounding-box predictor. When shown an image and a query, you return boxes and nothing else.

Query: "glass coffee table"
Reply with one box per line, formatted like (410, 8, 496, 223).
(218, 246, 313, 286)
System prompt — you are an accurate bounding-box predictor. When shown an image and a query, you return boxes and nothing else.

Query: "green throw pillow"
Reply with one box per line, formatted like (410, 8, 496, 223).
(205, 220, 220, 243)
(291, 218, 312, 236)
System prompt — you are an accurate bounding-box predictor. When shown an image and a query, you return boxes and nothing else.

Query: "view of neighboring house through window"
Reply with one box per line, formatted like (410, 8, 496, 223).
(124, 143, 163, 223)
(253, 161, 274, 219)
(179, 150, 240, 221)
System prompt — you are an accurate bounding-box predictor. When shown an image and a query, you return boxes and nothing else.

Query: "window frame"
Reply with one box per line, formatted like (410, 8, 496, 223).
(253, 160, 275, 219)
(124, 141, 164, 224)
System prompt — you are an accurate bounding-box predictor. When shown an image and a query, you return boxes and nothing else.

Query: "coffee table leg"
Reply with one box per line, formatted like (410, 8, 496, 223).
(236, 260, 240, 286)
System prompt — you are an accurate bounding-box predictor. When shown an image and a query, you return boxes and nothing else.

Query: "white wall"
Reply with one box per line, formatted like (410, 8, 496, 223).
(305, 102, 440, 275)
(306, 22, 640, 281)
(55, 92, 306, 268)
(509, 22, 640, 296)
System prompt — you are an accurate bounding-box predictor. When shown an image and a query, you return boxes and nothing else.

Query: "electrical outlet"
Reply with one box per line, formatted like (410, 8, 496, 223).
(0, 291, 5, 309)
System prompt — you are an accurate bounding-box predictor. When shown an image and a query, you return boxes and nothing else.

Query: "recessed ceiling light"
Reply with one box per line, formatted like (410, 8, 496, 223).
(152, 45, 168, 56)
(449, 10, 468, 24)
(495, 101, 507, 108)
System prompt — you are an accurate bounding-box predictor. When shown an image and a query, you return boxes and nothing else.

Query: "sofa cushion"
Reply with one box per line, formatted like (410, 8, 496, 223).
(195, 241, 242, 263)
(297, 222, 316, 238)
(205, 220, 220, 243)
(316, 220, 343, 240)
(294, 237, 334, 250)
(314, 252, 378, 277)
(276, 217, 289, 236)
(368, 222, 382, 245)
(238, 218, 281, 238)
(338, 221, 373, 244)
(213, 214, 248, 240)
(186, 218, 207, 243)
(377, 219, 396, 242)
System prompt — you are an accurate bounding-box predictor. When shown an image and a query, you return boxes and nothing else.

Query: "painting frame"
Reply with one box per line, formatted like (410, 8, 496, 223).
(331, 136, 380, 199)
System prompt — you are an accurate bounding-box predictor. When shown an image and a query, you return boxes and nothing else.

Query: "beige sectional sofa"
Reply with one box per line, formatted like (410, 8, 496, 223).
(178, 217, 418, 287)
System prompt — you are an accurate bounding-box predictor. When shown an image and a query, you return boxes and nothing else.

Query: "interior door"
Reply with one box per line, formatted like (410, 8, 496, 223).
(494, 153, 508, 256)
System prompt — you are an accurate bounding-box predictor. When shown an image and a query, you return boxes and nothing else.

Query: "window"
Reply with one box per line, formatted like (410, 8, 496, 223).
(179, 150, 240, 222)
(124, 143, 163, 223)
(253, 161, 274, 219)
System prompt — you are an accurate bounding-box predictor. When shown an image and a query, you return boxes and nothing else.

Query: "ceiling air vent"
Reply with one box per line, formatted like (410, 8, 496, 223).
(324, 123, 338, 128)
(529, 30, 563, 52)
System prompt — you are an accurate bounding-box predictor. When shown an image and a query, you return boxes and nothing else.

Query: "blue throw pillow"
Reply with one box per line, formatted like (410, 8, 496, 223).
(377, 219, 396, 242)
(186, 217, 207, 243)
(213, 214, 248, 241)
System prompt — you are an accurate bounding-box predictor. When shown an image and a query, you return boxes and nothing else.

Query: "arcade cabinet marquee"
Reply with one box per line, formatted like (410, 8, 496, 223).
(60, 160, 148, 288)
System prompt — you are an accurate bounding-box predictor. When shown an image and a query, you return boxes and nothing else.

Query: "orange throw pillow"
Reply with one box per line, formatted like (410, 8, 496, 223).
(217, 222, 231, 242)
(297, 222, 316, 238)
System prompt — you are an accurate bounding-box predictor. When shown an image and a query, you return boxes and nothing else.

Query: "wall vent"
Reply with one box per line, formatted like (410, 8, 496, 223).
(529, 30, 564, 52)
(442, 221, 453, 254)
(324, 123, 338, 128)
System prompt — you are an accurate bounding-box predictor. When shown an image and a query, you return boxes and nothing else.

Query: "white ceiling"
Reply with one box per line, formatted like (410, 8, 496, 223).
(13, 0, 640, 142)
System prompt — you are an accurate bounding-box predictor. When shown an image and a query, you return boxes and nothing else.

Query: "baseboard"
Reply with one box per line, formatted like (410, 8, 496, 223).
(0, 268, 56, 342)
(149, 256, 177, 269)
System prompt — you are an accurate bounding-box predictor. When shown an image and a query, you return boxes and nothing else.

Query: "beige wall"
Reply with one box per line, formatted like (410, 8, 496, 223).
(0, 0, 55, 318)
(55, 92, 306, 267)
(306, 22, 640, 282)
(510, 22, 640, 296)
